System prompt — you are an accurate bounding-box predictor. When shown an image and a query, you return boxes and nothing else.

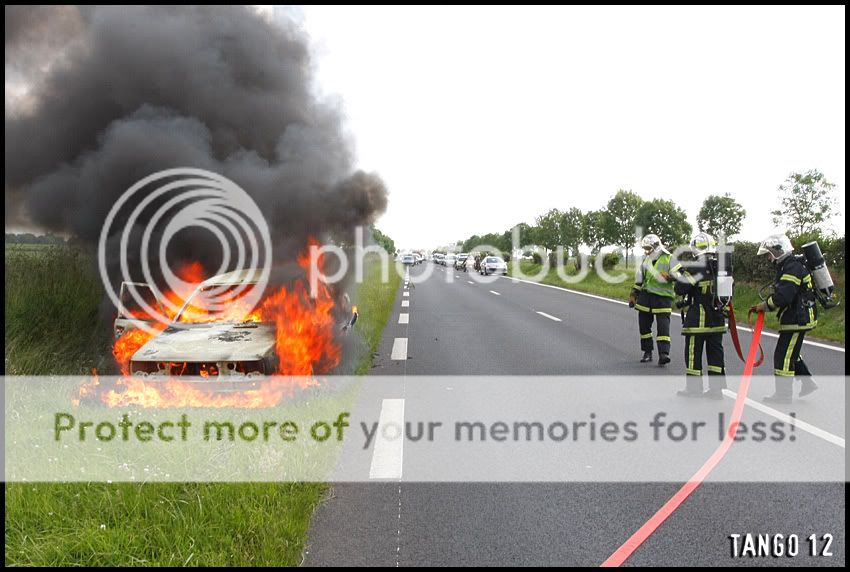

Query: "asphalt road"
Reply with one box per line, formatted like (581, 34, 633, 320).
(304, 263, 845, 567)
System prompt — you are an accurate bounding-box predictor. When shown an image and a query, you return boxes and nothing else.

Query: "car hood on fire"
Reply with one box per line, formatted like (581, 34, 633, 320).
(132, 322, 276, 363)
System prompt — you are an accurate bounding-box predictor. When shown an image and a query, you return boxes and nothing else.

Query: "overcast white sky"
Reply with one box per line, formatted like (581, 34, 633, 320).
(296, 5, 845, 251)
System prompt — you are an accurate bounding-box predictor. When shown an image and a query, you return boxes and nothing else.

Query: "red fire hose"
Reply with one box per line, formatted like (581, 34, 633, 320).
(727, 304, 764, 367)
(601, 311, 766, 567)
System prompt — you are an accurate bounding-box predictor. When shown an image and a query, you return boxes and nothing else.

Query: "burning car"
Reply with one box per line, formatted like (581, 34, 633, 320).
(113, 266, 357, 381)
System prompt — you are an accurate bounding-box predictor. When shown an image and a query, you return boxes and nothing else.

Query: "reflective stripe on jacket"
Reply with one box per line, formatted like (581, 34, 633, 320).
(671, 259, 727, 334)
(766, 256, 818, 332)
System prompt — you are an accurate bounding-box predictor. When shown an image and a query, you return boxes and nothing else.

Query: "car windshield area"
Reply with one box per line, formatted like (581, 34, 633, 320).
(119, 283, 162, 320)
(176, 283, 264, 324)
(486, 257, 502, 263)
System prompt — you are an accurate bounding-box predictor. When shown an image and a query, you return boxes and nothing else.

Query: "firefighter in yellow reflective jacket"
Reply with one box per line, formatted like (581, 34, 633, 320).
(671, 232, 727, 399)
(629, 234, 674, 365)
(751, 234, 819, 404)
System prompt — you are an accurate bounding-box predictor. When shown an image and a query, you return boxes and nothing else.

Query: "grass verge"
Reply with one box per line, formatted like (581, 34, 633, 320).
(4, 248, 400, 566)
(351, 257, 403, 375)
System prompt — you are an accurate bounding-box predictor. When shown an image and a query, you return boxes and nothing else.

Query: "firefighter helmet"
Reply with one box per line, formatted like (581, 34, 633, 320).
(756, 233, 793, 263)
(640, 234, 663, 255)
(690, 232, 717, 256)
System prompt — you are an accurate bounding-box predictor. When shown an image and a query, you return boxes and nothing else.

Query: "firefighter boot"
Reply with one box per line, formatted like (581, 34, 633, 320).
(763, 378, 793, 404)
(658, 353, 671, 366)
(798, 377, 819, 398)
(640, 351, 653, 363)
(676, 376, 703, 398)
(702, 376, 727, 401)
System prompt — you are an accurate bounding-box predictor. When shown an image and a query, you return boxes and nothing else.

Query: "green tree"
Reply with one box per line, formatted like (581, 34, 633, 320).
(534, 208, 564, 251)
(697, 193, 746, 238)
(512, 222, 538, 249)
(559, 207, 584, 259)
(496, 230, 513, 253)
(605, 190, 644, 265)
(583, 210, 609, 254)
(634, 199, 692, 248)
(771, 170, 837, 235)
(370, 225, 395, 254)
(463, 235, 482, 252)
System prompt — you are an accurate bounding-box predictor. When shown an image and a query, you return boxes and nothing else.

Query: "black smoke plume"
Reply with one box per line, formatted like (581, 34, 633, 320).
(5, 5, 388, 275)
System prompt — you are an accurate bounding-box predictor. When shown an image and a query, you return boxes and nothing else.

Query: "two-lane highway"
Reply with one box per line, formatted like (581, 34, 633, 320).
(305, 262, 845, 567)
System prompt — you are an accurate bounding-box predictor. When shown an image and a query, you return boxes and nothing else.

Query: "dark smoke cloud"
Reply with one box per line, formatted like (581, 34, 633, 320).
(5, 6, 388, 271)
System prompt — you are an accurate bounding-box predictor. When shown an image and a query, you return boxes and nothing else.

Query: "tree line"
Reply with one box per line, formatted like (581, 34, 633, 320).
(461, 169, 839, 265)
(5, 232, 67, 245)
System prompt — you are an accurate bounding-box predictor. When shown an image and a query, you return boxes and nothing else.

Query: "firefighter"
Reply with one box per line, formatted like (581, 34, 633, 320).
(750, 233, 819, 404)
(629, 234, 674, 365)
(671, 232, 727, 399)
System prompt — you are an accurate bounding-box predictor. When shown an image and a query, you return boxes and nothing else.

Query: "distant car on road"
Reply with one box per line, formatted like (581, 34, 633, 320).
(401, 254, 416, 266)
(480, 256, 508, 275)
(444, 254, 457, 268)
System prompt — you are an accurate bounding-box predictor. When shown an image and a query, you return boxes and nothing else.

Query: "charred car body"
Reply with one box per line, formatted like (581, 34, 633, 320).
(113, 268, 357, 380)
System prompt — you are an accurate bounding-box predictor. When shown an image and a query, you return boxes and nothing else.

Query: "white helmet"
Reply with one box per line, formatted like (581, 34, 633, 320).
(690, 232, 717, 256)
(757, 234, 793, 262)
(640, 234, 663, 255)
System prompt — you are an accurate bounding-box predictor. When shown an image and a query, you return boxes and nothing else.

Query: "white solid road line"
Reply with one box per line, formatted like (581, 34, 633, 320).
(391, 338, 408, 360)
(502, 274, 629, 305)
(536, 311, 562, 322)
(401, 300, 410, 307)
(722, 389, 845, 449)
(733, 325, 844, 352)
(399, 313, 409, 324)
(490, 290, 501, 296)
(369, 398, 405, 479)
(498, 275, 844, 354)
(403, 291, 409, 297)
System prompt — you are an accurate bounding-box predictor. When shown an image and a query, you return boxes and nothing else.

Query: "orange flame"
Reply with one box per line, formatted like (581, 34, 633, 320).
(97, 376, 317, 408)
(73, 368, 101, 406)
(88, 241, 343, 408)
(113, 328, 161, 375)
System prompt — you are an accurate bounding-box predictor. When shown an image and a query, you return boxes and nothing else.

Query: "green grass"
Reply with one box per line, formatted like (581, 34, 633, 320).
(5, 248, 400, 566)
(508, 260, 845, 343)
(5, 482, 325, 566)
(351, 258, 403, 375)
(5, 245, 113, 375)
(731, 278, 845, 343)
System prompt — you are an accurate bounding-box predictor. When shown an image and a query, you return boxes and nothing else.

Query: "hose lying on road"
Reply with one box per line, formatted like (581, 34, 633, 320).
(600, 311, 766, 568)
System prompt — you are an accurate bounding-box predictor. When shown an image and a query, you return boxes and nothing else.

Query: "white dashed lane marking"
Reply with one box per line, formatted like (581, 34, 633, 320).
(369, 399, 405, 479)
(391, 338, 408, 360)
(535, 311, 562, 322)
(399, 313, 409, 324)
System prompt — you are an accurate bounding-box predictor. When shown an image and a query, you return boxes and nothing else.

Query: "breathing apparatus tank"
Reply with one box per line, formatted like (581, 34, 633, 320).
(714, 248, 734, 307)
(801, 241, 839, 308)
